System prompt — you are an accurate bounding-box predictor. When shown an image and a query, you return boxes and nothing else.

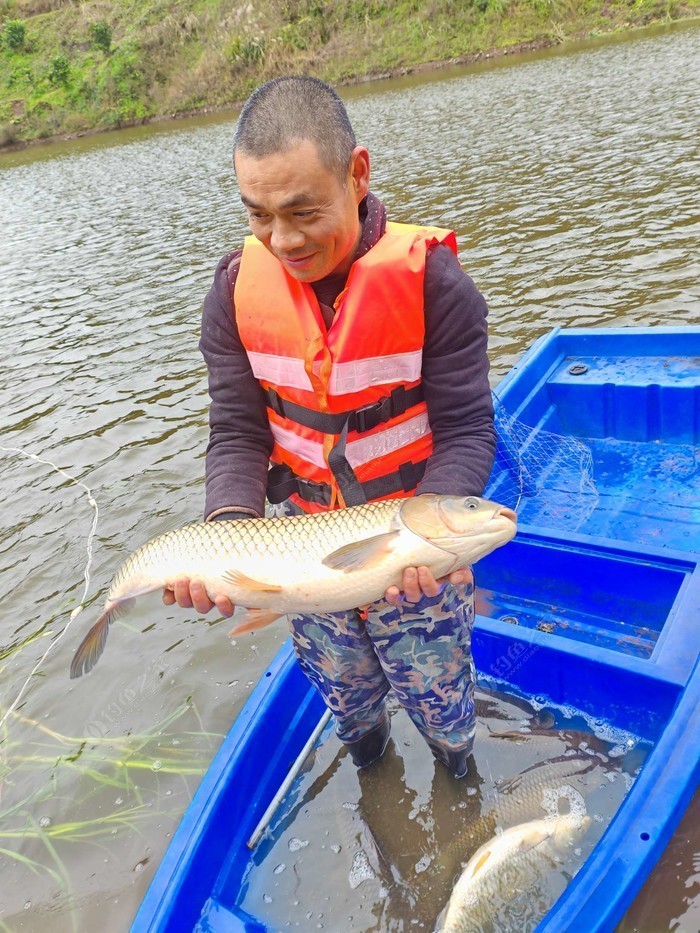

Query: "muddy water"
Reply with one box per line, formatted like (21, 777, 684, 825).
(1, 19, 699, 932)
(239, 689, 647, 932)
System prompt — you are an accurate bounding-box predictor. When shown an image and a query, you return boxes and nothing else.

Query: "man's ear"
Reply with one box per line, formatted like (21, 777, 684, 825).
(349, 146, 370, 202)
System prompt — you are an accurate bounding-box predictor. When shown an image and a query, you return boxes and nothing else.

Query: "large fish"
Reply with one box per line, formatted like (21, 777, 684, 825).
(434, 756, 597, 878)
(436, 811, 590, 933)
(70, 494, 516, 678)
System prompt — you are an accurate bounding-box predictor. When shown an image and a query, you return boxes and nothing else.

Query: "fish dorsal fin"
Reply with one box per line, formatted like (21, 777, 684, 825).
(222, 568, 282, 592)
(228, 608, 285, 635)
(322, 531, 400, 573)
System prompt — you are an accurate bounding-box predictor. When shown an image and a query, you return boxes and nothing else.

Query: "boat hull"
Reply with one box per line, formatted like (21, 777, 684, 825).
(133, 327, 700, 932)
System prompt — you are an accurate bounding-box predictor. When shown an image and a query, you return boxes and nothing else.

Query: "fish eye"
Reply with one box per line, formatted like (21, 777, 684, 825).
(465, 497, 480, 510)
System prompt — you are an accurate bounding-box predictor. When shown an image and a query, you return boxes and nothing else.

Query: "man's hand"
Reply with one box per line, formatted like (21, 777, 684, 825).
(384, 566, 474, 607)
(162, 577, 235, 617)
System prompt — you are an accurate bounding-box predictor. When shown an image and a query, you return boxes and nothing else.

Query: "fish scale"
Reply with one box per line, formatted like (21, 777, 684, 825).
(70, 495, 516, 678)
(437, 813, 590, 933)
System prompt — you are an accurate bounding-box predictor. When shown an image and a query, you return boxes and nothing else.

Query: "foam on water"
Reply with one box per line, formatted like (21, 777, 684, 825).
(348, 850, 375, 889)
(540, 785, 588, 826)
(506, 687, 642, 752)
(287, 837, 309, 852)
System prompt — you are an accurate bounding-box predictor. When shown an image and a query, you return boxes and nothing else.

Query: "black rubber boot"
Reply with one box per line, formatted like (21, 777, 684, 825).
(344, 717, 391, 769)
(426, 739, 473, 779)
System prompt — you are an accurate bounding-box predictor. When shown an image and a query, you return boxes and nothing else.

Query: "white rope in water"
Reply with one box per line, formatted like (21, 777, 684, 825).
(0, 444, 98, 731)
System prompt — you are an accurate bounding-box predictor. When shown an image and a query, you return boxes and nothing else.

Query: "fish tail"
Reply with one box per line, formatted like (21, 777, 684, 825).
(69, 598, 134, 678)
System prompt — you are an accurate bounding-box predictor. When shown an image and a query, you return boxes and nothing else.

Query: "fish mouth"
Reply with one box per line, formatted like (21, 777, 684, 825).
(496, 506, 518, 524)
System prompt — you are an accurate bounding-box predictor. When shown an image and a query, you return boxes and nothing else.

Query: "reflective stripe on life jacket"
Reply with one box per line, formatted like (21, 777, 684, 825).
(245, 348, 424, 395)
(235, 220, 458, 510)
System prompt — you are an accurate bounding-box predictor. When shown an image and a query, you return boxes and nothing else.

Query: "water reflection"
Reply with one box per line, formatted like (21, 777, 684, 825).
(0, 20, 699, 931)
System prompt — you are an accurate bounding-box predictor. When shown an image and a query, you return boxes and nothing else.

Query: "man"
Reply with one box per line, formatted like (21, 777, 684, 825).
(164, 76, 496, 778)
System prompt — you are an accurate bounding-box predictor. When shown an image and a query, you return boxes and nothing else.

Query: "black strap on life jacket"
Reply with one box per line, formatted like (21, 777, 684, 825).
(325, 417, 366, 506)
(265, 382, 427, 506)
(266, 458, 428, 507)
(265, 383, 424, 435)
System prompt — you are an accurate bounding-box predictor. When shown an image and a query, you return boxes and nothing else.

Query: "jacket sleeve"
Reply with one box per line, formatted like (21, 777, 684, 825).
(416, 243, 496, 497)
(199, 253, 274, 521)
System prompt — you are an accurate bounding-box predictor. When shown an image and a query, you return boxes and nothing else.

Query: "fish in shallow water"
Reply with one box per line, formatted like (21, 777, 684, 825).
(70, 494, 516, 678)
(436, 811, 590, 933)
(435, 755, 597, 880)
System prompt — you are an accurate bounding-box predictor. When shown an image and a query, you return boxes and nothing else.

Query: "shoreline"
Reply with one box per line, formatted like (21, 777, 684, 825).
(0, 19, 693, 156)
(2, 36, 559, 155)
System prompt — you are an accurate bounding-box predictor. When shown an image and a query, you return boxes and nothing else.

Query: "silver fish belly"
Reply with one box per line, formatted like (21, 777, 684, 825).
(437, 811, 590, 933)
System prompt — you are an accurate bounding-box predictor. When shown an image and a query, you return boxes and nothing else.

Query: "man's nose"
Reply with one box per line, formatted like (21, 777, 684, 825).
(270, 220, 304, 253)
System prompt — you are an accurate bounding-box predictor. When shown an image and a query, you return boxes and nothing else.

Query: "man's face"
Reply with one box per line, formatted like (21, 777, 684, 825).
(235, 139, 370, 283)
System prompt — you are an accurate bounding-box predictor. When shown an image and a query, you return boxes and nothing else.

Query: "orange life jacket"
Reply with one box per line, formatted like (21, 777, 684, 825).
(235, 220, 458, 511)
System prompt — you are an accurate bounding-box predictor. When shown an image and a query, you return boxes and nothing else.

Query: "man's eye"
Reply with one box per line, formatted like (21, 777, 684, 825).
(294, 210, 315, 218)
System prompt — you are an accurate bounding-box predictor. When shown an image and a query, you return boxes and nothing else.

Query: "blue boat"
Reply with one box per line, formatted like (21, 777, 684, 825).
(133, 327, 700, 932)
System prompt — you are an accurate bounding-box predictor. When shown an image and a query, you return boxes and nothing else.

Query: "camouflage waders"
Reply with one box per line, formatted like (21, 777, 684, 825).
(287, 579, 477, 769)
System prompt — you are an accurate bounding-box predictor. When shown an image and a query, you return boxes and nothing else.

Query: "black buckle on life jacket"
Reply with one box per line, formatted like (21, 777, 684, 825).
(296, 477, 332, 506)
(266, 459, 428, 507)
(354, 396, 392, 434)
(266, 464, 332, 506)
(264, 384, 422, 436)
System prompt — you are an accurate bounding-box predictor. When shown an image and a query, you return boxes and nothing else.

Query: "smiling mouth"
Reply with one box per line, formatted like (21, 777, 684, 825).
(280, 253, 315, 265)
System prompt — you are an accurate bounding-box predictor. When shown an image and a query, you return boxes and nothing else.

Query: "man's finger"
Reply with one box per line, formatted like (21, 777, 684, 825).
(214, 595, 235, 618)
(173, 577, 194, 609)
(449, 568, 474, 587)
(401, 567, 421, 603)
(190, 580, 214, 614)
(417, 566, 441, 597)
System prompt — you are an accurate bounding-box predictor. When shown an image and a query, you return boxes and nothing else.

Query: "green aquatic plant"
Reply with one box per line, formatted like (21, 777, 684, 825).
(0, 694, 223, 916)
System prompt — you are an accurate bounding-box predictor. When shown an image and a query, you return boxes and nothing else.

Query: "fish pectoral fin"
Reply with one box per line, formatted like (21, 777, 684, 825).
(516, 828, 551, 855)
(228, 608, 285, 635)
(322, 531, 400, 573)
(222, 569, 282, 593)
(470, 850, 493, 879)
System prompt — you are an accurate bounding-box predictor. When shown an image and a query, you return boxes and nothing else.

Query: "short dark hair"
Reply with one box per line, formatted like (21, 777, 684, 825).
(233, 76, 357, 180)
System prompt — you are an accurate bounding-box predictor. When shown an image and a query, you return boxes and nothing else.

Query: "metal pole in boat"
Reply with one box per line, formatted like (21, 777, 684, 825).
(246, 708, 332, 850)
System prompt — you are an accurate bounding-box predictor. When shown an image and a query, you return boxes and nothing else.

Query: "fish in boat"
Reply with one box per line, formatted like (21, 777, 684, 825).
(70, 494, 517, 678)
(435, 756, 597, 878)
(487, 723, 615, 757)
(436, 809, 591, 933)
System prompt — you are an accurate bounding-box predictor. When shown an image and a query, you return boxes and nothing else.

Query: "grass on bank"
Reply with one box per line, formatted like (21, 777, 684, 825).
(0, 0, 698, 147)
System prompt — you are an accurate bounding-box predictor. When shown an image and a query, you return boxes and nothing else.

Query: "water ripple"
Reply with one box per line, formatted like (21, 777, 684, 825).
(0, 21, 699, 931)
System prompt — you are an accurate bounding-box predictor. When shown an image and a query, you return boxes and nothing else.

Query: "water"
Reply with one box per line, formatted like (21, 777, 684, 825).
(236, 688, 647, 932)
(1, 19, 699, 932)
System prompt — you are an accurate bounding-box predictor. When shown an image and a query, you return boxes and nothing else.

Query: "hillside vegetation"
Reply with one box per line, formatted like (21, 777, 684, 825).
(1, 0, 698, 148)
